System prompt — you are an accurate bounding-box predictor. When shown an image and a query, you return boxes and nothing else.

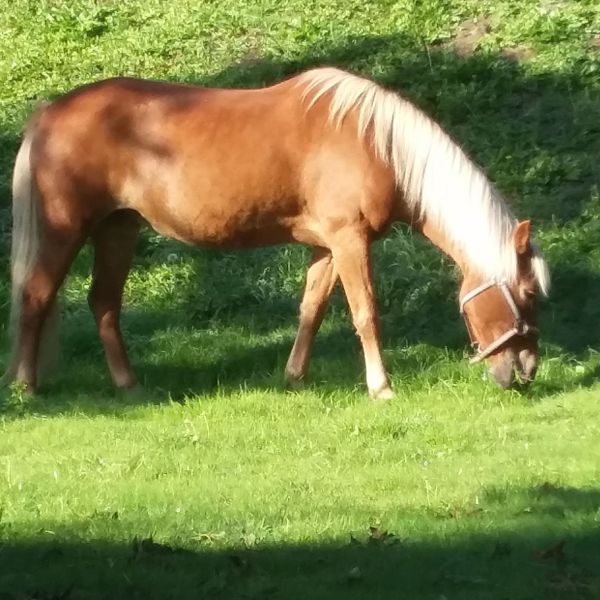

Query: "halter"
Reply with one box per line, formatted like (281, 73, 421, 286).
(459, 279, 538, 364)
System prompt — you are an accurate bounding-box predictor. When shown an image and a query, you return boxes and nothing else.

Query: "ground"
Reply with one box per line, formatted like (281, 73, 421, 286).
(0, 1, 599, 598)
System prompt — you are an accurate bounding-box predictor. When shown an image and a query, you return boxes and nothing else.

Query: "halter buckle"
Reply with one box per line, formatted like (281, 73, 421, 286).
(515, 319, 527, 336)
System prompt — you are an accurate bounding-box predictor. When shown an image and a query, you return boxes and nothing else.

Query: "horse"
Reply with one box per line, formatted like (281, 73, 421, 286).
(1, 67, 550, 399)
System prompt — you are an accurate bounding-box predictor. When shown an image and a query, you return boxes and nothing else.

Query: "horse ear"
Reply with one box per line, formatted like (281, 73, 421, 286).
(514, 220, 531, 255)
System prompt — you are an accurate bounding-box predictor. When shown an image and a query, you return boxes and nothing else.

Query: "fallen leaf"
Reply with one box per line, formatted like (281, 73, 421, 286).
(131, 536, 192, 559)
(534, 540, 566, 562)
(368, 526, 400, 546)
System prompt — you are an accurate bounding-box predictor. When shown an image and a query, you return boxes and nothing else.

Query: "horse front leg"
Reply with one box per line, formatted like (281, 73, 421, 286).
(285, 247, 337, 384)
(329, 230, 393, 400)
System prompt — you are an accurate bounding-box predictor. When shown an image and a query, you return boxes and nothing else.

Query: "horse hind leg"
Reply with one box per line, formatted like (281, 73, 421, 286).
(88, 210, 141, 389)
(2, 130, 87, 391)
(3, 228, 86, 391)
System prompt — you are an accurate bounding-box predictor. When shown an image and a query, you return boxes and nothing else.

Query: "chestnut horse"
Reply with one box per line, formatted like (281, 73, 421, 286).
(1, 68, 549, 398)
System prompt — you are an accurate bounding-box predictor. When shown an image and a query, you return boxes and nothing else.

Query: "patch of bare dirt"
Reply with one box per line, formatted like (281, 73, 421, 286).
(452, 17, 492, 57)
(501, 45, 536, 63)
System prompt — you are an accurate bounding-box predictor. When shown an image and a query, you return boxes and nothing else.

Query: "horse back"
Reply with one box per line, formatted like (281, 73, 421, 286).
(30, 76, 397, 247)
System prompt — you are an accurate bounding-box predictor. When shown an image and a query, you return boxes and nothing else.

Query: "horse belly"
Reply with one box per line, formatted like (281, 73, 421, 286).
(133, 181, 304, 249)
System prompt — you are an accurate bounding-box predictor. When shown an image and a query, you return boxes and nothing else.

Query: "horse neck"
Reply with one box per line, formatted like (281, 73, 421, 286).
(414, 216, 472, 280)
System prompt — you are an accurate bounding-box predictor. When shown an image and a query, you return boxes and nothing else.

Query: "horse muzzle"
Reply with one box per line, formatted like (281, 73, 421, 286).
(488, 348, 538, 389)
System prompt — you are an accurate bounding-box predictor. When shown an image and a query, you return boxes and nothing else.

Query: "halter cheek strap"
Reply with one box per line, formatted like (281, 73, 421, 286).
(459, 279, 538, 364)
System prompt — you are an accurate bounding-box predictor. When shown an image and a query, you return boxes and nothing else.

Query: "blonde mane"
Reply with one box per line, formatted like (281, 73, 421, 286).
(299, 67, 550, 295)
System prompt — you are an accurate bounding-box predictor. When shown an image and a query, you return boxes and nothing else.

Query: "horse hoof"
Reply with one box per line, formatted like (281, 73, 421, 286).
(370, 385, 395, 402)
(116, 383, 144, 400)
(284, 371, 306, 390)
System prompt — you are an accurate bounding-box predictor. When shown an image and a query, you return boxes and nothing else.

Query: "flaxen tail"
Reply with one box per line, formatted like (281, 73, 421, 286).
(2, 106, 58, 385)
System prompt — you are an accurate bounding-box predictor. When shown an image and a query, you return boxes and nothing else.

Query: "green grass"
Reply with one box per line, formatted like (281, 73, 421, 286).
(1, 0, 600, 598)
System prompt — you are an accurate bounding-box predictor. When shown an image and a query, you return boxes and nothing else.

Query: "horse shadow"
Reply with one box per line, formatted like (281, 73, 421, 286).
(21, 291, 462, 411)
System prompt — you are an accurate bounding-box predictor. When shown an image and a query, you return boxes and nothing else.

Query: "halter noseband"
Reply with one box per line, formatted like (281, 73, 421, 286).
(459, 279, 538, 364)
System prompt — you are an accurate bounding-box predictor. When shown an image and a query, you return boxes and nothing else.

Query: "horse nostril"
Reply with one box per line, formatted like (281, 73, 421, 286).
(519, 350, 538, 381)
(489, 359, 515, 389)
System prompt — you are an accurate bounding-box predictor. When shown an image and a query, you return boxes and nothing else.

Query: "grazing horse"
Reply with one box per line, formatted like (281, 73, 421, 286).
(1, 67, 549, 398)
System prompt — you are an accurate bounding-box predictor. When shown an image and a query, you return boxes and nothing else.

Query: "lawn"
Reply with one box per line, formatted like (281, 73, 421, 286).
(1, 1, 600, 598)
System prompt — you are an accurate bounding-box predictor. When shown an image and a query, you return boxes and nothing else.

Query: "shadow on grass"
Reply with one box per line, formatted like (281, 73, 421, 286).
(14, 303, 462, 409)
(1, 33, 600, 402)
(0, 485, 599, 599)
